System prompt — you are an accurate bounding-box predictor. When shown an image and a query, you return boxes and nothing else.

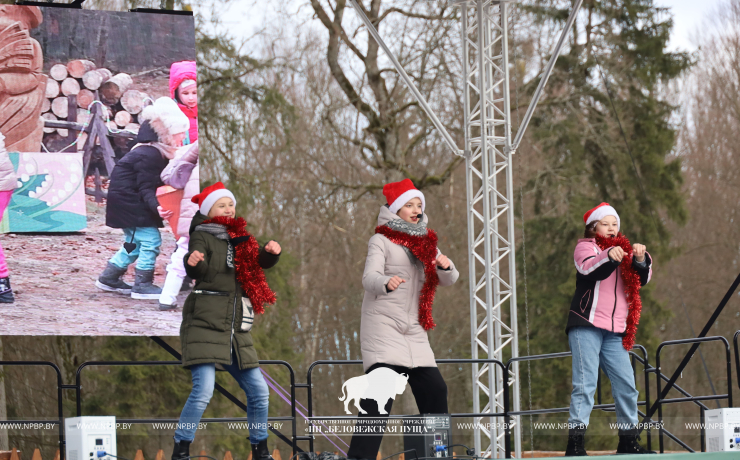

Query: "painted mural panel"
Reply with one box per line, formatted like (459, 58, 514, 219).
(0, 151, 86, 232)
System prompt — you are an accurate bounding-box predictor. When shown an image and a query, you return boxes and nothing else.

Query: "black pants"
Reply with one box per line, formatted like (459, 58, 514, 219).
(346, 363, 448, 460)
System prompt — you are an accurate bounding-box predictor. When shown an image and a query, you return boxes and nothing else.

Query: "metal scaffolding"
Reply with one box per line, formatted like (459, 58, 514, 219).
(348, 0, 583, 456)
(460, 1, 520, 456)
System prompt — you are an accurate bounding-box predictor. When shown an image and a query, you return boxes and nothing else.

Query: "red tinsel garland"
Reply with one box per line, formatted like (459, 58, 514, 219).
(594, 233, 643, 350)
(375, 225, 440, 330)
(202, 216, 276, 314)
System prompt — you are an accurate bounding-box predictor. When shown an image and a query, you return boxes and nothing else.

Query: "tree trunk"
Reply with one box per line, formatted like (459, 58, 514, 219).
(124, 122, 140, 133)
(120, 90, 148, 114)
(77, 108, 91, 125)
(77, 89, 95, 110)
(60, 77, 81, 96)
(51, 97, 69, 119)
(100, 73, 133, 105)
(114, 110, 132, 127)
(42, 113, 58, 133)
(82, 69, 111, 91)
(45, 79, 60, 98)
(49, 64, 68, 81)
(67, 59, 96, 79)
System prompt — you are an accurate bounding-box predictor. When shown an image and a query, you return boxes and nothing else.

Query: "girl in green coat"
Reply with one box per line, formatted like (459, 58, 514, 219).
(172, 182, 281, 460)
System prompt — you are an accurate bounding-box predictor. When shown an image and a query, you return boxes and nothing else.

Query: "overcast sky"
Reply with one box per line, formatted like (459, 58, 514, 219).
(658, 0, 723, 50)
(199, 0, 723, 53)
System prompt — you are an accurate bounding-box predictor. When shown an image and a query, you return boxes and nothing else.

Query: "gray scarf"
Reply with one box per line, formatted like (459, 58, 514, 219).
(386, 217, 428, 236)
(385, 218, 428, 268)
(194, 222, 235, 268)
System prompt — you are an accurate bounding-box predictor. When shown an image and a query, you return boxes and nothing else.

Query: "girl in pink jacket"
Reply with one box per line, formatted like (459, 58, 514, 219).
(169, 61, 197, 144)
(565, 203, 654, 456)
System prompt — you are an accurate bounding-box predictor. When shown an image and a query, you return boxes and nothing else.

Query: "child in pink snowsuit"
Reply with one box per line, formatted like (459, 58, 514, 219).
(0, 132, 18, 302)
(169, 61, 197, 144)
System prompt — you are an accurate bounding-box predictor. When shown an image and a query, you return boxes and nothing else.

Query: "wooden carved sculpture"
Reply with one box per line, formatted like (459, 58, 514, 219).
(0, 6, 46, 152)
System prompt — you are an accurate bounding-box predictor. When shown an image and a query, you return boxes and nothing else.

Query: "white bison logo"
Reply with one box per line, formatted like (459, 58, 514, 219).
(339, 367, 409, 414)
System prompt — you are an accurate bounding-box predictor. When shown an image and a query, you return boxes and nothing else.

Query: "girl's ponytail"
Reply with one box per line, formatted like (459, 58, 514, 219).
(584, 222, 599, 238)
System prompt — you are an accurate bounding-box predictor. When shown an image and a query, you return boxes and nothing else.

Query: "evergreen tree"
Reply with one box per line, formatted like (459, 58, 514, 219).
(516, 0, 691, 449)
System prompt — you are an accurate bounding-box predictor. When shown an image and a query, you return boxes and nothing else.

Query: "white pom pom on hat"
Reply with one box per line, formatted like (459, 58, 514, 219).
(140, 97, 190, 135)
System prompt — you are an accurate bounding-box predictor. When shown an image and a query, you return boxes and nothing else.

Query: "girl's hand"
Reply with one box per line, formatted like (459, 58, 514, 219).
(265, 241, 281, 254)
(633, 244, 646, 263)
(609, 246, 625, 263)
(187, 250, 205, 267)
(386, 276, 406, 291)
(436, 253, 451, 269)
(157, 206, 174, 219)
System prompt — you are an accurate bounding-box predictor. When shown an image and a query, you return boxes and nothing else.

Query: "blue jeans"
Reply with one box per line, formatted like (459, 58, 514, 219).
(109, 227, 162, 271)
(175, 350, 270, 444)
(568, 326, 639, 430)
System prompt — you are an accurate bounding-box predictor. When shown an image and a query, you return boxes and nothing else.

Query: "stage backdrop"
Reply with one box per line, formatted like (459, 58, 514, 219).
(0, 5, 198, 335)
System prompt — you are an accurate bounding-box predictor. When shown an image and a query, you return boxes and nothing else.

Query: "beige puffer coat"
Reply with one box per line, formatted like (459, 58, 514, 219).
(360, 206, 459, 371)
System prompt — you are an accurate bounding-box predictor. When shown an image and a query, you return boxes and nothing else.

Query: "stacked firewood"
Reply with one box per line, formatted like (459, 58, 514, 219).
(41, 59, 152, 140)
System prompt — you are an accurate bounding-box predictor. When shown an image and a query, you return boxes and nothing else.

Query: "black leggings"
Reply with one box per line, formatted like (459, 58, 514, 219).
(346, 363, 448, 460)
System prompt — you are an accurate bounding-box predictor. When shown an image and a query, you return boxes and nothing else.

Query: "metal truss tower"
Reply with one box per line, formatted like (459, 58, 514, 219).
(459, 1, 519, 457)
(348, 0, 583, 456)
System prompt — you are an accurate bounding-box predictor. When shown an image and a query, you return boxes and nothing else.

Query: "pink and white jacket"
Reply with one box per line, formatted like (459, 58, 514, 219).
(566, 238, 652, 335)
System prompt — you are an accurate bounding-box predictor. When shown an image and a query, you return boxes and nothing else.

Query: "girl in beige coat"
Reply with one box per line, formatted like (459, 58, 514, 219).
(348, 179, 459, 460)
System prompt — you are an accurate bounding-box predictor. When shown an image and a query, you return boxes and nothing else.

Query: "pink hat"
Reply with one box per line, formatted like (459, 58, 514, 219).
(169, 61, 197, 100)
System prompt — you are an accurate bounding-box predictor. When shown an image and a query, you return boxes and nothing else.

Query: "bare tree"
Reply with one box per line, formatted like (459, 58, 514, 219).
(651, 0, 740, 447)
(307, 0, 464, 195)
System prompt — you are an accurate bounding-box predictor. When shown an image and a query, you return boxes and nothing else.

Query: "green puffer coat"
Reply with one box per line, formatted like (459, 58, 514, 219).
(181, 211, 279, 369)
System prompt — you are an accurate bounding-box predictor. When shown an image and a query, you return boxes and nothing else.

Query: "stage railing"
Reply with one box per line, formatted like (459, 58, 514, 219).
(74, 360, 299, 456)
(303, 359, 508, 456)
(0, 361, 67, 460)
(3, 331, 740, 459)
(500, 345, 691, 455)
(654, 335, 733, 453)
(734, 331, 740, 391)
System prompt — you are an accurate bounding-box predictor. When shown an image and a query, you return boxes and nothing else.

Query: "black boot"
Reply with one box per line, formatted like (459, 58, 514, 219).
(564, 424, 588, 457)
(0, 277, 14, 303)
(616, 429, 655, 454)
(96, 263, 132, 294)
(171, 440, 191, 460)
(131, 268, 162, 300)
(251, 440, 274, 460)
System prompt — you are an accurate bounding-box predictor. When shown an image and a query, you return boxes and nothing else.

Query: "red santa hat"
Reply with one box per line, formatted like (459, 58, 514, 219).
(583, 202, 620, 230)
(191, 182, 236, 216)
(383, 178, 425, 214)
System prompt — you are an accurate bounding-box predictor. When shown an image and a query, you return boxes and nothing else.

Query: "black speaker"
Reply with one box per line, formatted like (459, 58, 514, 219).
(403, 414, 452, 459)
